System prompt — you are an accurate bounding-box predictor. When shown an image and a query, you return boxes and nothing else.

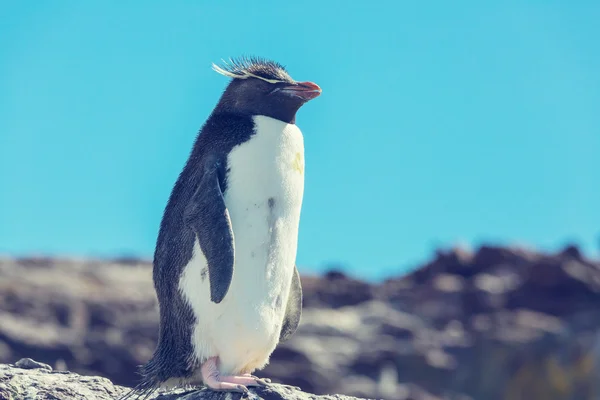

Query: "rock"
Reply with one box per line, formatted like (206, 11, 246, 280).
(2, 245, 600, 399)
(154, 385, 361, 400)
(0, 361, 364, 400)
(14, 357, 52, 371)
(0, 360, 125, 400)
(301, 272, 374, 309)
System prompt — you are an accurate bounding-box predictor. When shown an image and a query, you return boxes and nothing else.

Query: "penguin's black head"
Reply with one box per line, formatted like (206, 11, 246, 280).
(212, 56, 321, 124)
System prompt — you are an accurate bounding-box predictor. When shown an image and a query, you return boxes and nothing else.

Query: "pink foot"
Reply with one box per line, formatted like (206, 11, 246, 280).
(243, 373, 271, 383)
(201, 357, 269, 393)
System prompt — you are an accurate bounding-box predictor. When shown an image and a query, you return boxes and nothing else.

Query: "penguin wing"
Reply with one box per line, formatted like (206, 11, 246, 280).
(279, 265, 303, 342)
(184, 156, 235, 304)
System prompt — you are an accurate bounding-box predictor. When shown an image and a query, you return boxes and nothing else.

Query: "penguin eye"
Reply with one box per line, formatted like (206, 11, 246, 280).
(268, 82, 287, 95)
(269, 80, 296, 93)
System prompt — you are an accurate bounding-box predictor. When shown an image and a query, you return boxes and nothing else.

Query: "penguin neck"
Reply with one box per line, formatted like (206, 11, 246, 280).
(212, 108, 297, 125)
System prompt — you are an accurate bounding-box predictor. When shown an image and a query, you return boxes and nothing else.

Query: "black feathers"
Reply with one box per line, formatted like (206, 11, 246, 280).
(184, 155, 235, 304)
(279, 265, 303, 342)
(212, 56, 294, 83)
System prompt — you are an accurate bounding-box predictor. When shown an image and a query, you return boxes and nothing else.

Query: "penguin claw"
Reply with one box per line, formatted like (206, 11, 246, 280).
(242, 374, 270, 385)
(255, 378, 269, 386)
(236, 384, 249, 393)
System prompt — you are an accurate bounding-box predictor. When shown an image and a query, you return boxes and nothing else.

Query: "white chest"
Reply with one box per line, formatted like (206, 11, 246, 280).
(223, 115, 305, 293)
(224, 115, 305, 211)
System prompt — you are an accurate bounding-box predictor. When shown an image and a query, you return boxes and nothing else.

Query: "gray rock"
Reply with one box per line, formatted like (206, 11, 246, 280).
(0, 361, 366, 400)
(14, 358, 52, 371)
(0, 361, 125, 400)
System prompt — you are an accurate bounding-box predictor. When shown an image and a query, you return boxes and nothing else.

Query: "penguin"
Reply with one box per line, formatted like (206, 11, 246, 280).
(124, 56, 321, 399)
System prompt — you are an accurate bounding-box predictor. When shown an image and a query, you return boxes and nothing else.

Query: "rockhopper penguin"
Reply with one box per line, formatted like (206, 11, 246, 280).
(126, 57, 321, 398)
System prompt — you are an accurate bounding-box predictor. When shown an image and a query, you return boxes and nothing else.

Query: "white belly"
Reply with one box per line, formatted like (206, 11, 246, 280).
(179, 115, 305, 375)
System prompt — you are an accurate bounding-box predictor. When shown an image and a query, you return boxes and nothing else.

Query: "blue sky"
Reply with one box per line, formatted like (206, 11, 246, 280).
(1, 2, 599, 280)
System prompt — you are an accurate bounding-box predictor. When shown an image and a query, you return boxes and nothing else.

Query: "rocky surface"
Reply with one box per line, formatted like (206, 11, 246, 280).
(0, 359, 362, 400)
(1, 245, 600, 399)
(0, 358, 126, 400)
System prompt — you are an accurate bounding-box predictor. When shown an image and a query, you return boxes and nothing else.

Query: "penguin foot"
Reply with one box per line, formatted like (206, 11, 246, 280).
(219, 375, 269, 387)
(201, 357, 268, 393)
(243, 373, 271, 384)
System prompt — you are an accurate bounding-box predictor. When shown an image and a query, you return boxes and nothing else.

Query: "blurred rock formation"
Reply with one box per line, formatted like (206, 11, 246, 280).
(1, 245, 600, 399)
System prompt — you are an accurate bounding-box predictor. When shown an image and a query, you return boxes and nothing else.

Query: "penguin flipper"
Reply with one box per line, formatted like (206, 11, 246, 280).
(185, 156, 235, 304)
(279, 265, 303, 342)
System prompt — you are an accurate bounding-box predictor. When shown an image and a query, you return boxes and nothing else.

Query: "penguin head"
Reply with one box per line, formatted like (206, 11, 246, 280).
(212, 56, 321, 124)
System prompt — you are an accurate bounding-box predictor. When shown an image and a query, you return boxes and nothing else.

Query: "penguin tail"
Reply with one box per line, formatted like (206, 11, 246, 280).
(117, 361, 162, 400)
